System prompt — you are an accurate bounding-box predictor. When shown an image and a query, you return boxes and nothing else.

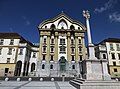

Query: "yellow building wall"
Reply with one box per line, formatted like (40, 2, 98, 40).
(0, 64, 16, 77)
(109, 66, 120, 77)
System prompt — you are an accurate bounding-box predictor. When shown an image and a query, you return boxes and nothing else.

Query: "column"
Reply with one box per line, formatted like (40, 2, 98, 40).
(54, 35, 58, 62)
(47, 36, 50, 62)
(39, 36, 43, 61)
(67, 35, 71, 62)
(75, 36, 78, 62)
(83, 10, 96, 59)
(81, 37, 86, 59)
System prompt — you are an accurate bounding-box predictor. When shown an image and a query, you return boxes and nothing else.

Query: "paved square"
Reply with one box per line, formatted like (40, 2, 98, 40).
(0, 81, 76, 89)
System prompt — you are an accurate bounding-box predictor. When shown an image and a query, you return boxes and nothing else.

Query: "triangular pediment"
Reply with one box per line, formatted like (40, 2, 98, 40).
(38, 12, 86, 31)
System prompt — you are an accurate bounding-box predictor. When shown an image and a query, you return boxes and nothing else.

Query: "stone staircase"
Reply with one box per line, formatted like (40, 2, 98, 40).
(70, 78, 120, 89)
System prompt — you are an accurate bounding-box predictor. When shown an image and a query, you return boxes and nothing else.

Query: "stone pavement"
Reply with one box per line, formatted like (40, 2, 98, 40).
(0, 81, 76, 89)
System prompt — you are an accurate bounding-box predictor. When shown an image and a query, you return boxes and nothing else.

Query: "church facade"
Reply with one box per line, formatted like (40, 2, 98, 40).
(36, 13, 87, 77)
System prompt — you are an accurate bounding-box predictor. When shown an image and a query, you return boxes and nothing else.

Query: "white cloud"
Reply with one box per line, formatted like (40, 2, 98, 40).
(109, 12, 120, 22)
(94, 0, 117, 13)
(22, 16, 31, 26)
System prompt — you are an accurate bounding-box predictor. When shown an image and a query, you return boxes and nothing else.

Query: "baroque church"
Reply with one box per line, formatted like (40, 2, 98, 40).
(36, 12, 87, 77)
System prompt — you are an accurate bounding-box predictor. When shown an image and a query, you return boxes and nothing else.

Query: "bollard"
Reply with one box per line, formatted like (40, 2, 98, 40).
(51, 78, 54, 81)
(28, 78, 32, 81)
(40, 78, 43, 81)
(62, 75, 65, 82)
(5, 77, 9, 81)
(17, 78, 20, 81)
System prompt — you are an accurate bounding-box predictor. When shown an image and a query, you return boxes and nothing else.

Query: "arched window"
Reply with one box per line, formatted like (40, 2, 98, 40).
(58, 19, 68, 29)
(72, 65, 75, 69)
(31, 63, 35, 72)
(70, 25, 75, 30)
(50, 64, 53, 69)
(50, 24, 56, 29)
(14, 61, 22, 76)
(42, 64, 45, 69)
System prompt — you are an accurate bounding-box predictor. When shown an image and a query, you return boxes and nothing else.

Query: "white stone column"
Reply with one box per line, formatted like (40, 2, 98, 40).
(83, 10, 96, 59)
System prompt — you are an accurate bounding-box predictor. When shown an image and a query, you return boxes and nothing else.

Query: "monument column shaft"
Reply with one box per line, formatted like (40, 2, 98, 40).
(86, 18, 92, 45)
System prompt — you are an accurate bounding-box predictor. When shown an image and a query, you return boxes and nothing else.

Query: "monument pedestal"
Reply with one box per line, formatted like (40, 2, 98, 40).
(82, 59, 111, 80)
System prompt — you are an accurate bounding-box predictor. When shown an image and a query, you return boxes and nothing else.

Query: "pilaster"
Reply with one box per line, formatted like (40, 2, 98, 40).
(75, 35, 78, 62)
(47, 36, 50, 62)
(39, 36, 43, 61)
(67, 33, 71, 62)
(54, 32, 58, 62)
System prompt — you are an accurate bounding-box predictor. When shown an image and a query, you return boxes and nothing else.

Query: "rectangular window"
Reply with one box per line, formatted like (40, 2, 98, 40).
(111, 53, 115, 59)
(43, 46, 46, 53)
(8, 48, 12, 55)
(71, 39, 74, 44)
(10, 39, 14, 45)
(113, 62, 116, 66)
(0, 48, 2, 55)
(51, 55, 53, 61)
(114, 68, 117, 72)
(51, 39, 54, 44)
(118, 53, 120, 60)
(80, 55, 82, 61)
(43, 55, 45, 60)
(72, 56, 74, 61)
(43, 38, 46, 43)
(116, 44, 120, 51)
(33, 52, 36, 58)
(110, 43, 114, 51)
(7, 58, 10, 63)
(51, 46, 54, 53)
(60, 46, 66, 53)
(103, 54, 106, 59)
(79, 46, 82, 52)
(60, 39, 65, 45)
(5, 68, 9, 73)
(0, 39, 4, 45)
(79, 39, 81, 44)
(19, 48, 23, 55)
(71, 48, 74, 54)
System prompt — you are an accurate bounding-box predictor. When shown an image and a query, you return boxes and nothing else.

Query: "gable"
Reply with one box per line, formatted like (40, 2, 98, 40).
(38, 12, 86, 31)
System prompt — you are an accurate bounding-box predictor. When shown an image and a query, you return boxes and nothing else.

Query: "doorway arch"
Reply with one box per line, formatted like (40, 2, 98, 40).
(59, 56, 67, 71)
(14, 61, 22, 76)
(31, 63, 35, 72)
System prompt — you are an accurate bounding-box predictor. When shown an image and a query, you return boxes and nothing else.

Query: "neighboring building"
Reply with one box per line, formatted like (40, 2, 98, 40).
(37, 12, 87, 77)
(0, 33, 39, 77)
(95, 38, 120, 77)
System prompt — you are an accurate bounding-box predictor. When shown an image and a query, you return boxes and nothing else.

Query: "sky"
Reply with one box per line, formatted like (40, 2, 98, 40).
(0, 0, 120, 44)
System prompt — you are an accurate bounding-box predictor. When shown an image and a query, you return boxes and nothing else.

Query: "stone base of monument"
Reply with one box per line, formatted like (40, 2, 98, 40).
(69, 78, 120, 89)
(82, 59, 111, 80)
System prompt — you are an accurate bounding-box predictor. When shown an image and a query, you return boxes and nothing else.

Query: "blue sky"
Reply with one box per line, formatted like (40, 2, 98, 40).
(0, 0, 120, 44)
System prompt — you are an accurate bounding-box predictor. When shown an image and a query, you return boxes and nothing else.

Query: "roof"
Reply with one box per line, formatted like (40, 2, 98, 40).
(96, 38, 120, 45)
(0, 33, 21, 39)
(0, 33, 35, 47)
(38, 12, 86, 31)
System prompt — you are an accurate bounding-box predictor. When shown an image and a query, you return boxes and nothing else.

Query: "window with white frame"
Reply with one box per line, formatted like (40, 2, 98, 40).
(71, 39, 74, 44)
(60, 39, 65, 45)
(7, 58, 10, 63)
(10, 39, 14, 45)
(60, 46, 66, 53)
(111, 53, 115, 59)
(43, 38, 46, 44)
(71, 48, 74, 54)
(33, 52, 36, 58)
(8, 48, 12, 55)
(51, 39, 54, 44)
(50, 46, 54, 53)
(110, 43, 114, 50)
(0, 39, 4, 45)
(43, 46, 46, 53)
(79, 39, 81, 44)
(19, 48, 23, 55)
(116, 44, 120, 51)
